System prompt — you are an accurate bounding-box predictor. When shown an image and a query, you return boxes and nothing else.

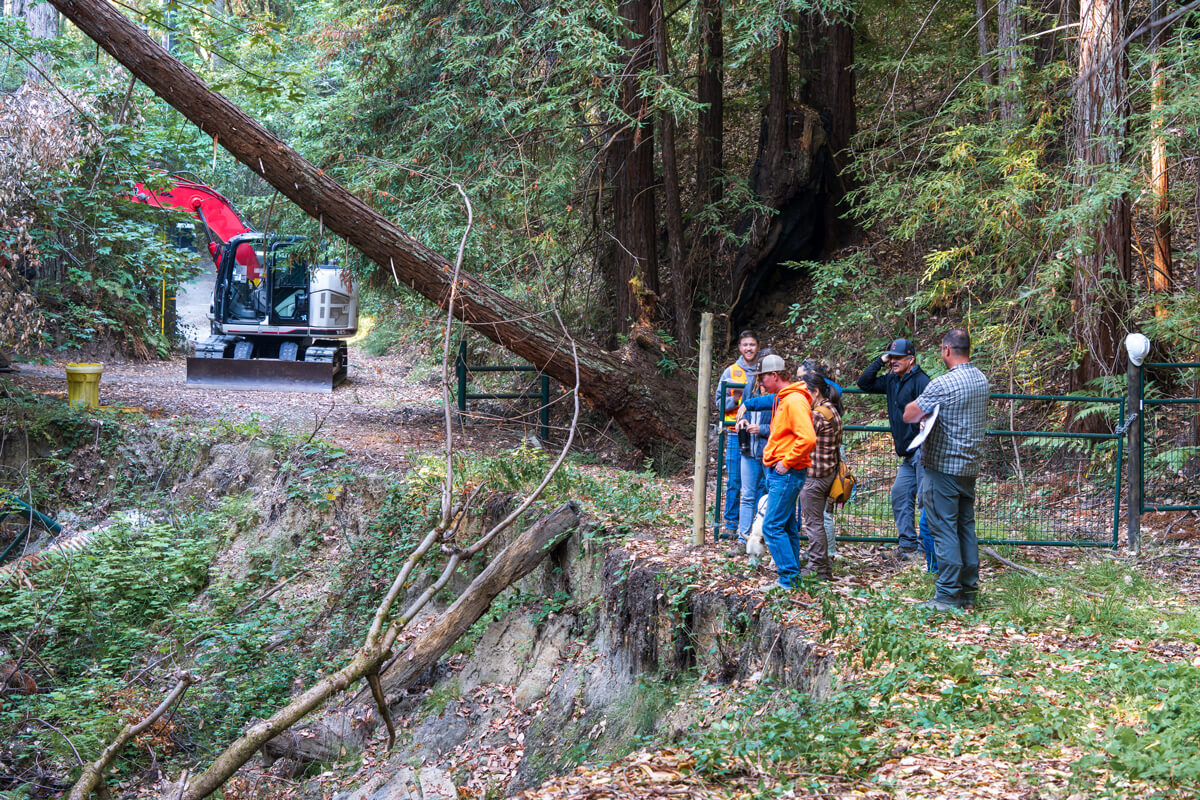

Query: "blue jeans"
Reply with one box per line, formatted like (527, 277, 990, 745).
(920, 509, 936, 572)
(737, 455, 768, 540)
(921, 467, 978, 607)
(763, 466, 806, 586)
(892, 450, 925, 551)
(723, 431, 741, 533)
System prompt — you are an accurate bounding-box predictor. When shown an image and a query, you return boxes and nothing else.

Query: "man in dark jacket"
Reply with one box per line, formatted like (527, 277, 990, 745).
(857, 338, 932, 562)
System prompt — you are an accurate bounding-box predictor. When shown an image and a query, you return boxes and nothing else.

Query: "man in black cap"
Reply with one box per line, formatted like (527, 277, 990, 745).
(857, 338, 932, 562)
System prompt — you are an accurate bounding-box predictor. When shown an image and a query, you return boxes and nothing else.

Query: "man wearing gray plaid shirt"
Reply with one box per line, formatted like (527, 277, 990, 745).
(903, 328, 989, 612)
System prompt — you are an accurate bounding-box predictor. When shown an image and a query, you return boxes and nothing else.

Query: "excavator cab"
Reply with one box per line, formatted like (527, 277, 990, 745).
(191, 233, 356, 392)
(216, 238, 301, 325)
(266, 241, 311, 325)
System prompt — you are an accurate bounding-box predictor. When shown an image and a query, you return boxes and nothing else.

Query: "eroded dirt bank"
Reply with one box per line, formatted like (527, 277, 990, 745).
(8, 358, 1200, 800)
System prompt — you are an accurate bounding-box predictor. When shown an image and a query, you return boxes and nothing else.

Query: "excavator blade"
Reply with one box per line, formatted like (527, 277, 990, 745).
(185, 357, 347, 393)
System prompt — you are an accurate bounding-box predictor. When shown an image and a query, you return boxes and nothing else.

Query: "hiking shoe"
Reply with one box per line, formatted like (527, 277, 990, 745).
(799, 568, 832, 581)
(894, 547, 919, 562)
(916, 599, 960, 613)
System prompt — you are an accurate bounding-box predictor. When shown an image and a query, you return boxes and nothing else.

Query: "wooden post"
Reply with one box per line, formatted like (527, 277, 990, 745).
(693, 313, 714, 546)
(1127, 355, 1142, 555)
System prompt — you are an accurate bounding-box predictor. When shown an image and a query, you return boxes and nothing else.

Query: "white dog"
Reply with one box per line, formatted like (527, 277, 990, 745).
(746, 495, 770, 566)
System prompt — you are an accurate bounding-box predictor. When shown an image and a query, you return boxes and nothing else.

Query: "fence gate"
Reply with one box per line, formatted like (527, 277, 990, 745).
(455, 341, 551, 441)
(1139, 361, 1200, 516)
(714, 382, 1124, 547)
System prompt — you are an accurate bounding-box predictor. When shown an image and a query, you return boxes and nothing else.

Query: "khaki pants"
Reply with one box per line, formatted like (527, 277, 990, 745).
(801, 469, 837, 577)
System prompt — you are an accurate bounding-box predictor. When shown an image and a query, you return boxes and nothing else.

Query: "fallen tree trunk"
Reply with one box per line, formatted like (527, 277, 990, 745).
(255, 502, 581, 774)
(47, 0, 693, 454)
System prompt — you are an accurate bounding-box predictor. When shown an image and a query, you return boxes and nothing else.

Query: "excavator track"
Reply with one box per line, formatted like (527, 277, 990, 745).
(186, 339, 347, 393)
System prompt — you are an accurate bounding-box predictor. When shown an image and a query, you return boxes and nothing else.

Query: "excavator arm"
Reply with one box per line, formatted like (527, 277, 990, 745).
(131, 176, 262, 278)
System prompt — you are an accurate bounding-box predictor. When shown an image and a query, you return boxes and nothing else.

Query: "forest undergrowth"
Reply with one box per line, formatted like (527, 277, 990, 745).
(0, 384, 679, 797)
(2, 383, 1199, 799)
(515, 547, 1200, 800)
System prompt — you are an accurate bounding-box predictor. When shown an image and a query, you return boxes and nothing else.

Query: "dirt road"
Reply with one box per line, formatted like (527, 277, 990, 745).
(7, 348, 556, 470)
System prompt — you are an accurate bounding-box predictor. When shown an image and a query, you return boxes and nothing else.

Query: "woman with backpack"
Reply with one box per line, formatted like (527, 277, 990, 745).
(801, 359, 844, 560)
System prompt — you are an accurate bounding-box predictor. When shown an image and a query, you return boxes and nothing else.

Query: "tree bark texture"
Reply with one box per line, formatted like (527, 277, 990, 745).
(653, 0, 692, 354)
(975, 0, 996, 86)
(686, 0, 723, 346)
(794, 8, 858, 248)
(997, 0, 1024, 123)
(1070, 0, 1131, 407)
(607, 0, 659, 331)
(1149, 0, 1171, 301)
(261, 502, 582, 765)
(728, 26, 827, 328)
(21, 0, 57, 77)
(47, 0, 694, 454)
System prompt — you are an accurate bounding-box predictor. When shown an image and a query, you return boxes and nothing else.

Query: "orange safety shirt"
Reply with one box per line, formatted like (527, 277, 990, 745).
(762, 381, 817, 471)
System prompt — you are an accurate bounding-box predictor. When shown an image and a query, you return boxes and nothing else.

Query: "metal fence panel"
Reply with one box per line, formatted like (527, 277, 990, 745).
(1141, 362, 1200, 513)
(714, 385, 1122, 548)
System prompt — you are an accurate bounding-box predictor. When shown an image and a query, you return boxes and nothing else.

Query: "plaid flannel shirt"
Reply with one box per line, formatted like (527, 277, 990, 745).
(915, 362, 989, 477)
(809, 400, 843, 478)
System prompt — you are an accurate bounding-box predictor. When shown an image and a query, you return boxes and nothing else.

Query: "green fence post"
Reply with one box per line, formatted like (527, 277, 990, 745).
(713, 381, 725, 542)
(539, 374, 550, 441)
(456, 341, 468, 415)
(1113, 397, 1125, 549)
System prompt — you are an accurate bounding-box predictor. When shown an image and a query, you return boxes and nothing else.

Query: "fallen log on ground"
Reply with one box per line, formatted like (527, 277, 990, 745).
(261, 501, 581, 763)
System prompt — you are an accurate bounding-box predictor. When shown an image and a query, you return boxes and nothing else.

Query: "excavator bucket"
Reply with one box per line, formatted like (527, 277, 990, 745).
(185, 357, 347, 393)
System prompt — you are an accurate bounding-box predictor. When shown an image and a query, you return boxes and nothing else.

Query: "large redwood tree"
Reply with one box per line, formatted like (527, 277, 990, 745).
(1070, 0, 1131, 408)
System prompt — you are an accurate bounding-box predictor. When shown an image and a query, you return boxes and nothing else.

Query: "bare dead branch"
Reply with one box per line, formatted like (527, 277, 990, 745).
(304, 401, 335, 444)
(365, 670, 395, 750)
(30, 718, 83, 766)
(234, 569, 311, 616)
(981, 547, 1107, 599)
(66, 672, 196, 800)
(441, 181, 473, 529)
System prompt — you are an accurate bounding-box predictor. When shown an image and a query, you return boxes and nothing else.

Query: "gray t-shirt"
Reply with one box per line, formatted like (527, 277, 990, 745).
(915, 362, 989, 477)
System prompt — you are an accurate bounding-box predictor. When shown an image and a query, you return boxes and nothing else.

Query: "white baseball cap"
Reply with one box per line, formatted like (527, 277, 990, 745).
(748, 353, 786, 375)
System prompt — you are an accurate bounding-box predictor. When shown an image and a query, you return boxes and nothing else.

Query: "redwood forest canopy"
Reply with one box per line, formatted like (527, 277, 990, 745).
(2, 0, 1199, 403)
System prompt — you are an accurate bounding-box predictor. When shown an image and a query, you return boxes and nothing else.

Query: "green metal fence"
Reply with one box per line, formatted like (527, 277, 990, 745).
(714, 383, 1123, 547)
(455, 341, 551, 441)
(1140, 362, 1200, 514)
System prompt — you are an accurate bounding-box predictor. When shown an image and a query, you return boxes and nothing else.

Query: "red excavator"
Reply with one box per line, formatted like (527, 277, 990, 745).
(132, 174, 357, 392)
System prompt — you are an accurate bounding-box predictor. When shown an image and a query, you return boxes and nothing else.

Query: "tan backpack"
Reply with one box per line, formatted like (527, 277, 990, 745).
(815, 405, 856, 506)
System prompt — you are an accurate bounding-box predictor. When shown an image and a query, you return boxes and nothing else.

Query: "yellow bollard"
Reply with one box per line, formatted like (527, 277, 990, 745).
(65, 362, 103, 409)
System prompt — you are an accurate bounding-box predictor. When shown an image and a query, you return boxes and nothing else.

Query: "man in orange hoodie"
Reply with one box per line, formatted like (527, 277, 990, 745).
(754, 354, 817, 588)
